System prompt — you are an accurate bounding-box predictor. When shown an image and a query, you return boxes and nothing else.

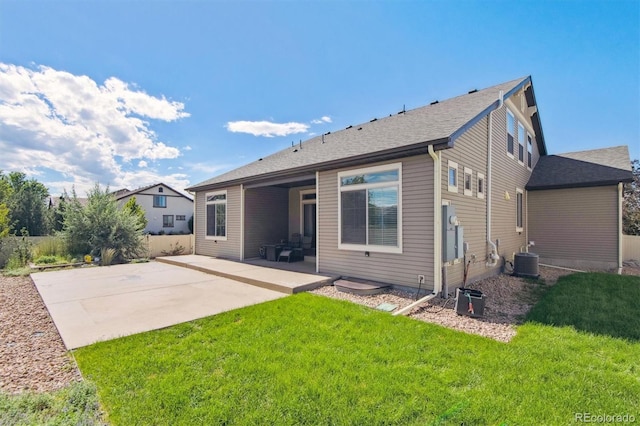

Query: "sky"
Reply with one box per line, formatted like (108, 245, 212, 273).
(0, 0, 638, 197)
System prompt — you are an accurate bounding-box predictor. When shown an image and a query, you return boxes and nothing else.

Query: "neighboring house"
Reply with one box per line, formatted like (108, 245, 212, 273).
(114, 183, 193, 235)
(186, 76, 633, 294)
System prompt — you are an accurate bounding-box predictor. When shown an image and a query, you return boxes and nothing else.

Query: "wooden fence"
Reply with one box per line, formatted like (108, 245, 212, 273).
(622, 235, 640, 262)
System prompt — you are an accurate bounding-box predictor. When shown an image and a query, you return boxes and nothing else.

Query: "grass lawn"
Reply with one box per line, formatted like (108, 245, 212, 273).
(75, 273, 640, 425)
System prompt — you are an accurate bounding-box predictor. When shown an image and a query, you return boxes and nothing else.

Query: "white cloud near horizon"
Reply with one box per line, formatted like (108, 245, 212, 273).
(0, 62, 190, 194)
(225, 120, 309, 137)
(311, 116, 332, 124)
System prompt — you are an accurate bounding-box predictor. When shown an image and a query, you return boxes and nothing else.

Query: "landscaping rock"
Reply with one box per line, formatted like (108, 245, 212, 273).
(0, 275, 81, 394)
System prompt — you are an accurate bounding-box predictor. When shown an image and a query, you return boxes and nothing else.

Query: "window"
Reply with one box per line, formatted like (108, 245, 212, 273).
(338, 163, 401, 253)
(448, 160, 458, 193)
(163, 215, 174, 228)
(176, 215, 186, 221)
(518, 123, 525, 164)
(463, 167, 472, 196)
(158, 187, 164, 193)
(206, 191, 227, 239)
(477, 173, 485, 199)
(507, 110, 515, 157)
(153, 195, 167, 208)
(527, 133, 533, 169)
(516, 188, 524, 232)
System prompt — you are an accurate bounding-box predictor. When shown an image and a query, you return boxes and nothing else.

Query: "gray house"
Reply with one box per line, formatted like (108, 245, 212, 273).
(187, 76, 633, 294)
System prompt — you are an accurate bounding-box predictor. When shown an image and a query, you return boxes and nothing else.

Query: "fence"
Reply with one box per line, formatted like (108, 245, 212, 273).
(0, 234, 194, 268)
(622, 235, 640, 262)
(143, 234, 194, 259)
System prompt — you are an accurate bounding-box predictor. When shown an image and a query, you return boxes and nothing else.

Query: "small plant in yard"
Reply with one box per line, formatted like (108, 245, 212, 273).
(33, 255, 60, 265)
(160, 241, 186, 256)
(33, 235, 68, 258)
(101, 247, 116, 266)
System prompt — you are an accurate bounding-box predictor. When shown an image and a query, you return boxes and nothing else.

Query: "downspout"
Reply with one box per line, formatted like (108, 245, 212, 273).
(240, 184, 245, 261)
(618, 182, 623, 274)
(191, 191, 196, 255)
(486, 91, 503, 267)
(316, 171, 320, 274)
(394, 145, 441, 316)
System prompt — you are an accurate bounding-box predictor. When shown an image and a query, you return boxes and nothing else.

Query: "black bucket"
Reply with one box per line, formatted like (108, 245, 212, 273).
(455, 288, 486, 318)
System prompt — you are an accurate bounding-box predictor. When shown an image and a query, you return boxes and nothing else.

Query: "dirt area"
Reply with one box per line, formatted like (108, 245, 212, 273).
(312, 266, 583, 343)
(0, 275, 81, 394)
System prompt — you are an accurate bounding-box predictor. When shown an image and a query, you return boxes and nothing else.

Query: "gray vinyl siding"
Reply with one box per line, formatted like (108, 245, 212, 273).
(244, 187, 289, 259)
(528, 186, 619, 269)
(441, 117, 489, 287)
(194, 186, 241, 259)
(490, 99, 536, 267)
(318, 155, 434, 290)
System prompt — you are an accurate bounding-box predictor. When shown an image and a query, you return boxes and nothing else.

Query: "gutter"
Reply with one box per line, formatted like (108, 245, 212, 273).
(393, 145, 441, 316)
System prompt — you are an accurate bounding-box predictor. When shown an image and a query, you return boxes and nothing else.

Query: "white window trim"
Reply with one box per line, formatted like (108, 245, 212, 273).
(447, 160, 459, 193)
(506, 109, 515, 159)
(527, 132, 533, 170)
(516, 188, 524, 233)
(205, 190, 228, 241)
(477, 173, 485, 199)
(463, 167, 472, 196)
(337, 162, 402, 254)
(517, 123, 525, 166)
(299, 188, 316, 235)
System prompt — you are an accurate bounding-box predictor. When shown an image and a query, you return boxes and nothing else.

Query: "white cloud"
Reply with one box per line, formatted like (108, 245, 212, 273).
(183, 145, 192, 151)
(0, 62, 189, 194)
(225, 120, 309, 137)
(311, 116, 332, 124)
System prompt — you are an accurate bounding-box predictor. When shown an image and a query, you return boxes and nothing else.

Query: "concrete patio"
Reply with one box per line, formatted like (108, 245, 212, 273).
(156, 254, 337, 294)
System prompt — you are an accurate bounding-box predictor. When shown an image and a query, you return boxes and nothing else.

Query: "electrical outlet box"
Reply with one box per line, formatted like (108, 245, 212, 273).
(417, 275, 425, 285)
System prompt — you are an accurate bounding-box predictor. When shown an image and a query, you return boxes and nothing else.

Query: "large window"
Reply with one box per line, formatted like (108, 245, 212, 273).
(153, 195, 166, 208)
(516, 188, 524, 232)
(518, 123, 525, 164)
(206, 191, 227, 239)
(507, 110, 515, 157)
(338, 163, 401, 253)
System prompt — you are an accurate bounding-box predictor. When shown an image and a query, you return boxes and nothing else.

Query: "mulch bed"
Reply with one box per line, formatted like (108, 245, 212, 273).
(0, 275, 81, 394)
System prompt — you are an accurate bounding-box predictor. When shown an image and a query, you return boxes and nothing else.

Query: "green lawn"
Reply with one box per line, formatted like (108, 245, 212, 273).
(75, 273, 640, 425)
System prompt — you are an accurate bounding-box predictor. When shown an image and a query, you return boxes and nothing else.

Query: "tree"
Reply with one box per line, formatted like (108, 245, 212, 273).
(2, 171, 50, 236)
(48, 195, 67, 233)
(623, 159, 640, 235)
(122, 196, 148, 231)
(62, 184, 144, 262)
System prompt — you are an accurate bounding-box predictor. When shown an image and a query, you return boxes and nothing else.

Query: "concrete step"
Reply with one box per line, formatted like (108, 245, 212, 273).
(334, 278, 391, 295)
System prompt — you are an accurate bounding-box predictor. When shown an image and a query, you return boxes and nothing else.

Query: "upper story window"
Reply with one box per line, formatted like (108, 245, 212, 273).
(153, 195, 167, 208)
(507, 110, 515, 157)
(338, 163, 402, 253)
(158, 187, 164, 193)
(477, 173, 485, 199)
(463, 167, 472, 196)
(448, 161, 458, 193)
(518, 123, 525, 164)
(527, 133, 533, 169)
(206, 191, 227, 239)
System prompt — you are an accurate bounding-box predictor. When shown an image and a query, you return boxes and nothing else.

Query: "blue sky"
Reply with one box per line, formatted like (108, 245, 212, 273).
(1, 0, 638, 196)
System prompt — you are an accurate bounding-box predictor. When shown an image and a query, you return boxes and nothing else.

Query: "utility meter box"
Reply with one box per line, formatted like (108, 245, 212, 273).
(442, 205, 456, 262)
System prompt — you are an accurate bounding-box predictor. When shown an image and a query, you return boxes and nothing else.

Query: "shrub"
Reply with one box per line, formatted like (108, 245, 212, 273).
(62, 185, 144, 262)
(33, 235, 68, 258)
(33, 255, 59, 265)
(101, 247, 116, 266)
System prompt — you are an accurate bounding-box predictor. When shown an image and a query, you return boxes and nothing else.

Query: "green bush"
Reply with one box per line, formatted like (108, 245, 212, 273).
(62, 185, 144, 262)
(33, 255, 59, 264)
(33, 235, 68, 258)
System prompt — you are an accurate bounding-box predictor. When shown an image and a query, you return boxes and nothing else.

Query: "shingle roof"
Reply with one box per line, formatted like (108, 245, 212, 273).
(526, 146, 633, 190)
(115, 183, 193, 201)
(188, 76, 538, 191)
